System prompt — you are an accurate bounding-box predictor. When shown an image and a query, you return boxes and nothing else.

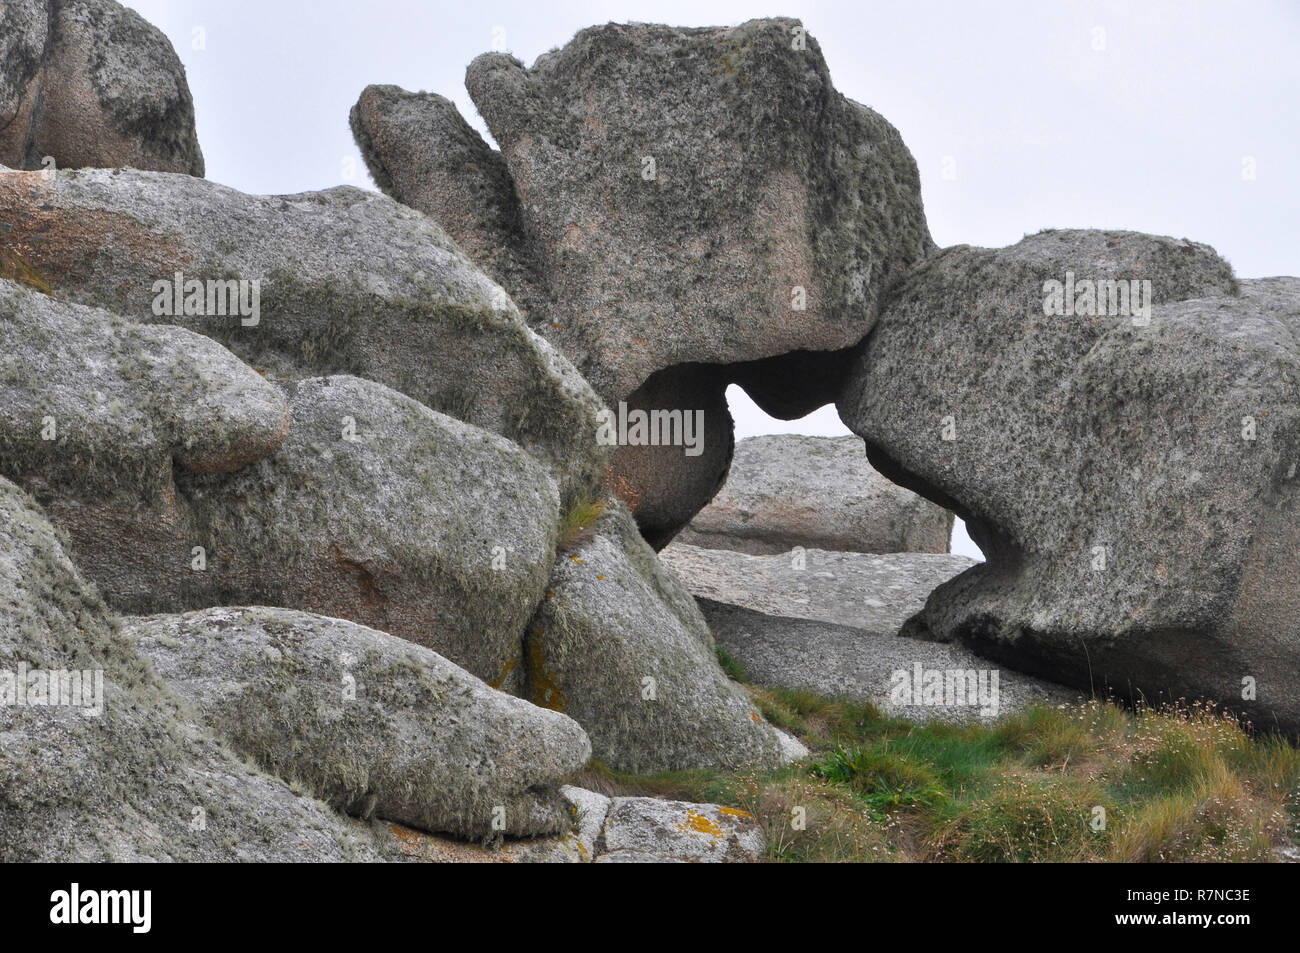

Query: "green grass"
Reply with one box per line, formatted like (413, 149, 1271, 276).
(583, 691, 1300, 863)
(556, 499, 606, 553)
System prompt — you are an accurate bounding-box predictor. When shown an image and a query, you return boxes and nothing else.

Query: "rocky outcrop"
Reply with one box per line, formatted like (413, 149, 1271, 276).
(0, 475, 399, 861)
(839, 230, 1300, 732)
(58, 375, 558, 687)
(351, 17, 933, 543)
(525, 502, 806, 773)
(128, 607, 592, 839)
(0, 0, 204, 175)
(0, 165, 609, 507)
(677, 434, 953, 555)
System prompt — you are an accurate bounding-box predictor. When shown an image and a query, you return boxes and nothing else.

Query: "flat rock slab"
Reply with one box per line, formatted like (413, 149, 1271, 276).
(659, 542, 976, 634)
(699, 598, 1077, 723)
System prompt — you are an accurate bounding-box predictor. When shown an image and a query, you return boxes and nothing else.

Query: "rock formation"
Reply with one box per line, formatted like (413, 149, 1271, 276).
(840, 231, 1300, 732)
(351, 18, 933, 545)
(0, 0, 204, 175)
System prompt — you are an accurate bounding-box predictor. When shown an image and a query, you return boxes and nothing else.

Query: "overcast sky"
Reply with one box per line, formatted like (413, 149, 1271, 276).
(122, 0, 1299, 557)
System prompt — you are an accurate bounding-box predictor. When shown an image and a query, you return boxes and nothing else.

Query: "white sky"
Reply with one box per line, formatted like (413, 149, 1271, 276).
(123, 1, 1299, 558)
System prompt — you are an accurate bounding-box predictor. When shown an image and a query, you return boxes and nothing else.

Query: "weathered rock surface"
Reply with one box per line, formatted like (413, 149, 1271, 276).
(677, 434, 953, 555)
(0, 165, 609, 507)
(356, 17, 932, 401)
(698, 598, 1076, 722)
(606, 364, 734, 550)
(0, 0, 204, 175)
(351, 18, 933, 543)
(660, 542, 975, 633)
(0, 476, 398, 861)
(839, 230, 1300, 732)
(526, 502, 805, 773)
(127, 606, 592, 839)
(58, 375, 559, 688)
(1, 277, 289, 497)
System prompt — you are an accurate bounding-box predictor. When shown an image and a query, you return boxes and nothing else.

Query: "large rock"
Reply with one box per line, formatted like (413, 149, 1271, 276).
(60, 375, 558, 687)
(0, 0, 204, 175)
(127, 606, 592, 839)
(677, 434, 953, 555)
(839, 230, 1300, 733)
(698, 598, 1076, 722)
(525, 502, 805, 773)
(0, 165, 609, 507)
(0, 476, 397, 861)
(351, 17, 933, 542)
(0, 277, 289, 498)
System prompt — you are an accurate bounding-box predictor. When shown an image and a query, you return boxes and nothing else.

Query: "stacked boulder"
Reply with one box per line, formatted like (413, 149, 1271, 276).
(0, 0, 204, 175)
(351, 17, 934, 547)
(839, 232, 1300, 732)
(1, 7, 809, 867)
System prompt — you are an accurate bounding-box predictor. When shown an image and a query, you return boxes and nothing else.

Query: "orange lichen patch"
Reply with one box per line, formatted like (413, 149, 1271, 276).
(718, 806, 753, 819)
(390, 824, 423, 852)
(749, 711, 760, 722)
(596, 574, 605, 581)
(677, 810, 725, 839)
(569, 556, 583, 563)
(0, 170, 193, 295)
(0, 247, 52, 294)
(488, 654, 520, 690)
(386, 823, 501, 863)
(526, 627, 567, 712)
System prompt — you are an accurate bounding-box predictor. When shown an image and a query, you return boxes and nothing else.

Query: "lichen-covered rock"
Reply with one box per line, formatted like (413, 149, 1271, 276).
(0, 0, 204, 175)
(350, 17, 933, 543)
(0, 476, 397, 861)
(598, 797, 764, 863)
(0, 165, 609, 508)
(0, 277, 289, 499)
(677, 434, 953, 555)
(355, 17, 932, 402)
(525, 501, 804, 773)
(60, 375, 558, 687)
(839, 230, 1300, 733)
(127, 606, 592, 840)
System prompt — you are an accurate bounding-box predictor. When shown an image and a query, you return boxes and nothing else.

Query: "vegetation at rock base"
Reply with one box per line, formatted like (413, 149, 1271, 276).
(576, 692, 1300, 863)
(556, 499, 606, 553)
